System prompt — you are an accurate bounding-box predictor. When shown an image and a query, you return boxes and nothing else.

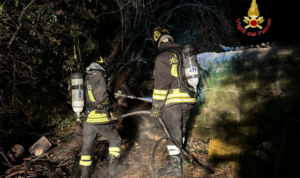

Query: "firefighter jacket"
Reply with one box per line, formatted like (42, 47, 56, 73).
(152, 43, 197, 108)
(84, 70, 114, 124)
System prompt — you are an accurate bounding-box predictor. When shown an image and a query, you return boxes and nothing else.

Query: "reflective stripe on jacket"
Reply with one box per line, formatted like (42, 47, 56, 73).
(86, 110, 115, 123)
(152, 43, 197, 108)
(84, 71, 114, 124)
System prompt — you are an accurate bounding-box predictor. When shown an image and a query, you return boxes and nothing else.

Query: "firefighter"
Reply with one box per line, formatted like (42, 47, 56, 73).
(150, 27, 197, 176)
(80, 57, 129, 178)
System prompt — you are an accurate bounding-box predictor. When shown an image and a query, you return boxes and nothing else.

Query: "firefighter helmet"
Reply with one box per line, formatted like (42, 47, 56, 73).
(86, 56, 106, 72)
(97, 56, 109, 67)
(152, 27, 173, 48)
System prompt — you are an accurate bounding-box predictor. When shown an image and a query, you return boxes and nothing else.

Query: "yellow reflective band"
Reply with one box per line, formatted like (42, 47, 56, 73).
(88, 110, 107, 116)
(101, 98, 109, 105)
(109, 147, 120, 157)
(79, 160, 92, 166)
(109, 147, 120, 152)
(165, 98, 197, 105)
(153, 89, 168, 95)
(87, 116, 107, 119)
(87, 110, 110, 123)
(172, 89, 180, 94)
(153, 95, 167, 100)
(88, 90, 96, 102)
(87, 119, 108, 121)
(81, 155, 91, 160)
(86, 120, 110, 123)
(171, 64, 178, 77)
(110, 151, 120, 157)
(88, 114, 107, 117)
(167, 93, 192, 99)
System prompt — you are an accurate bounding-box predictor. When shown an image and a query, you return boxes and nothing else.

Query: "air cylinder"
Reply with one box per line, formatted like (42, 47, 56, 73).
(181, 43, 200, 92)
(71, 73, 84, 121)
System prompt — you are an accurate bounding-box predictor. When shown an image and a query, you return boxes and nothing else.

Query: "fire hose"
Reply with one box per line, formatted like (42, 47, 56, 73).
(151, 117, 214, 178)
(101, 108, 214, 177)
(82, 94, 214, 176)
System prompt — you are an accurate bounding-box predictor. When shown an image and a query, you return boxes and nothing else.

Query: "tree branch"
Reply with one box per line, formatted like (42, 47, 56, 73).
(95, 1, 132, 18)
(108, 37, 121, 63)
(165, 3, 216, 22)
(7, 0, 35, 48)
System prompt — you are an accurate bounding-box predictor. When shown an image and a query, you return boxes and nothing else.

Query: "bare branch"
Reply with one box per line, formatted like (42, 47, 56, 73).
(95, 1, 132, 18)
(7, 0, 35, 48)
(145, 0, 155, 6)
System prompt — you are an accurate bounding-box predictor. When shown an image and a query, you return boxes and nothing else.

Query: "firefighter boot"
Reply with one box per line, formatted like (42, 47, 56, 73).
(108, 154, 130, 177)
(158, 154, 182, 176)
(81, 166, 91, 178)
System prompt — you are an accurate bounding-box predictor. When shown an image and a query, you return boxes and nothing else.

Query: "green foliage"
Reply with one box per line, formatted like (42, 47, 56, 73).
(0, 0, 239, 142)
(15, 0, 19, 7)
(0, 0, 121, 140)
(42, 112, 75, 131)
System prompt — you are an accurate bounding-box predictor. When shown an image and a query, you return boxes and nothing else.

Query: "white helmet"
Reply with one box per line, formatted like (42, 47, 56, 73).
(86, 62, 106, 72)
(157, 34, 174, 49)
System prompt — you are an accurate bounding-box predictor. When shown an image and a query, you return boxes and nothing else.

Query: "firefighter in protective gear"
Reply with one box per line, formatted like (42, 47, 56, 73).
(80, 57, 129, 178)
(151, 27, 197, 177)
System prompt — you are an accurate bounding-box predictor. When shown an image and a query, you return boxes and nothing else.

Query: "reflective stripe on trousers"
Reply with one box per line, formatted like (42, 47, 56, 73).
(109, 147, 121, 157)
(80, 155, 92, 166)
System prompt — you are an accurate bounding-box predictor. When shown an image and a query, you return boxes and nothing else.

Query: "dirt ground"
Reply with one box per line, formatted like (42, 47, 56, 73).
(1, 119, 240, 178)
(89, 130, 240, 178)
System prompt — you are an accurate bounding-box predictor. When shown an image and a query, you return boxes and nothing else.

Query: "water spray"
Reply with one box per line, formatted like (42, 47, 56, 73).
(114, 93, 153, 103)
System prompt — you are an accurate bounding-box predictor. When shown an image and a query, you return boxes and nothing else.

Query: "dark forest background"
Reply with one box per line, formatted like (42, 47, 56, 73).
(0, 0, 298, 145)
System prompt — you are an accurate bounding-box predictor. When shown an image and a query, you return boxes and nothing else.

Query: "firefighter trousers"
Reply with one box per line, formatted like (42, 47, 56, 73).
(162, 103, 193, 155)
(80, 123, 121, 167)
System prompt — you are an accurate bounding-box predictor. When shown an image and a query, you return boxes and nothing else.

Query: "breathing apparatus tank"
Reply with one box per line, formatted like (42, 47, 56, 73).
(181, 43, 200, 92)
(71, 73, 84, 121)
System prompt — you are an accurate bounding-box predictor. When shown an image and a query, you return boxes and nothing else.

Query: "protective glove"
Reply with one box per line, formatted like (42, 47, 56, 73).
(151, 105, 161, 118)
(115, 90, 122, 98)
(115, 90, 126, 105)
